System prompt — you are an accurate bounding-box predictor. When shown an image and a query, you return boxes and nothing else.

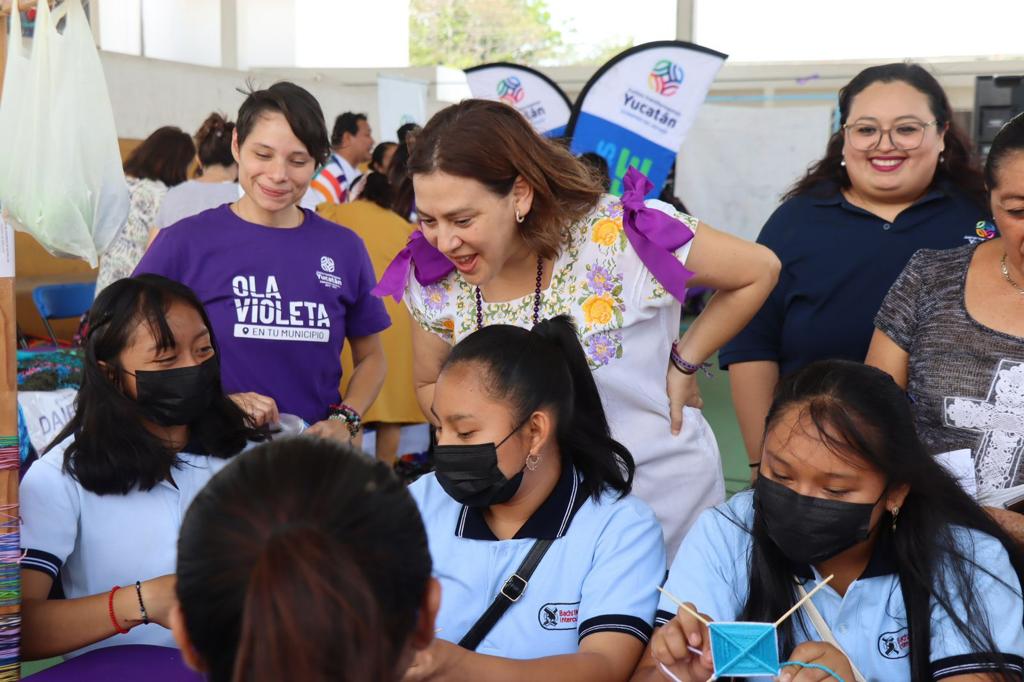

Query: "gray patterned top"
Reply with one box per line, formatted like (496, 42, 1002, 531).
(875, 245, 1024, 493)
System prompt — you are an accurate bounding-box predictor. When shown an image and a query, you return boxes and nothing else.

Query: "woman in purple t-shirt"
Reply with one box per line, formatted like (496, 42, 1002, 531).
(137, 83, 389, 443)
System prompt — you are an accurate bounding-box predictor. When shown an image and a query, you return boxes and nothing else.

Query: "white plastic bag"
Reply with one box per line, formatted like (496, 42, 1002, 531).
(0, 0, 128, 267)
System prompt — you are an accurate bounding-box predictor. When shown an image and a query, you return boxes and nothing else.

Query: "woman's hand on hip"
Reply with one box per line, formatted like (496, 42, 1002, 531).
(667, 364, 703, 435)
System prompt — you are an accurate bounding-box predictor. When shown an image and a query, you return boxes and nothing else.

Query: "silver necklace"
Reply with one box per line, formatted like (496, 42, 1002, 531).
(1001, 253, 1024, 295)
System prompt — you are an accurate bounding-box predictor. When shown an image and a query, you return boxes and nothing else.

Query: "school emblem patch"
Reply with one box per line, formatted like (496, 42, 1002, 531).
(877, 628, 910, 659)
(538, 602, 579, 630)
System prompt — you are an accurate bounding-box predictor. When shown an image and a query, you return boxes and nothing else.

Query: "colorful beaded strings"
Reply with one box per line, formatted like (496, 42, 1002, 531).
(0, 436, 21, 680)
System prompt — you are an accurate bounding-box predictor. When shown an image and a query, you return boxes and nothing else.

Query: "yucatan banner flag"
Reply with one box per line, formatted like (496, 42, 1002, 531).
(464, 63, 573, 138)
(568, 41, 727, 197)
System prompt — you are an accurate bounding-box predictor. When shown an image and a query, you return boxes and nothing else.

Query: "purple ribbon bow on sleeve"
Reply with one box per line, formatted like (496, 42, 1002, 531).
(620, 167, 696, 302)
(372, 230, 455, 302)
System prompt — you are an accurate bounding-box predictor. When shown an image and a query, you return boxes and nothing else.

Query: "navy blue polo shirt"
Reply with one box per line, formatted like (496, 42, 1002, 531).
(719, 183, 991, 375)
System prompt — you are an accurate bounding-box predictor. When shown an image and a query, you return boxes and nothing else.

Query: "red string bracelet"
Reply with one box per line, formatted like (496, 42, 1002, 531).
(108, 586, 129, 635)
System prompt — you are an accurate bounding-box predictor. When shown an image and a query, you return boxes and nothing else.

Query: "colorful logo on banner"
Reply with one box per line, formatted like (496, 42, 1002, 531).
(648, 60, 685, 96)
(569, 42, 726, 197)
(497, 76, 525, 105)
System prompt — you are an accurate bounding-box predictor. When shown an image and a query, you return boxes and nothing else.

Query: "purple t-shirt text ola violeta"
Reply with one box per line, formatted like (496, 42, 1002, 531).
(135, 204, 390, 424)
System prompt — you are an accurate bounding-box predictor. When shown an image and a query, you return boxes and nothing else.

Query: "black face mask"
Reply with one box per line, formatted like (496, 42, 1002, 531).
(432, 423, 526, 508)
(755, 475, 883, 566)
(128, 357, 220, 427)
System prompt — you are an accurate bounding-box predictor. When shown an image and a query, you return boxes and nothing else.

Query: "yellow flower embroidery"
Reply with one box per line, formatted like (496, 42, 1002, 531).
(590, 217, 622, 247)
(582, 294, 615, 326)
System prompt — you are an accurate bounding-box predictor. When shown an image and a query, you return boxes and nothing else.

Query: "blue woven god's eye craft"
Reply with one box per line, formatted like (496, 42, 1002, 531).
(707, 622, 780, 677)
(657, 575, 838, 682)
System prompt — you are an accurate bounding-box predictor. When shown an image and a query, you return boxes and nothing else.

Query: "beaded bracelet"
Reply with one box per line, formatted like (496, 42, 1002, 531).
(135, 580, 149, 625)
(670, 342, 713, 378)
(108, 586, 129, 635)
(328, 403, 362, 438)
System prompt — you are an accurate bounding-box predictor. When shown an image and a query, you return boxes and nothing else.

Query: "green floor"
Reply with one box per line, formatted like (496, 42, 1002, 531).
(696, 353, 751, 495)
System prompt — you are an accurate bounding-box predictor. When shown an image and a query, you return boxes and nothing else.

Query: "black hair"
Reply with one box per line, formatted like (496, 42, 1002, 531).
(442, 315, 633, 500)
(194, 112, 236, 170)
(123, 126, 195, 187)
(371, 141, 397, 173)
(396, 123, 420, 146)
(176, 437, 432, 682)
(331, 112, 368, 147)
(49, 275, 262, 495)
(984, 112, 1024, 189)
(360, 172, 393, 211)
(737, 359, 1024, 679)
(785, 63, 986, 208)
(579, 152, 611, 192)
(236, 82, 330, 166)
(388, 126, 417, 219)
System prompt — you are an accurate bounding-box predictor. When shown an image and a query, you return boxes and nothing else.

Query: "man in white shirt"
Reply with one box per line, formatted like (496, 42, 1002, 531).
(305, 112, 375, 206)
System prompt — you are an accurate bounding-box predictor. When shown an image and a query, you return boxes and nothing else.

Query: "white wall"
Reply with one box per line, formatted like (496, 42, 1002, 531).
(141, 0, 221, 68)
(99, 49, 1024, 141)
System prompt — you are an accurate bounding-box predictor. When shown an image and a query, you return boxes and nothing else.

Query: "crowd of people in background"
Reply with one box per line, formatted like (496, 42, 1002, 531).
(15, 61, 1024, 681)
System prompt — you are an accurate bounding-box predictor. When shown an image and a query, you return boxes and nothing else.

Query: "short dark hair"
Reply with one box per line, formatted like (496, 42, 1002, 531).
(50, 275, 262, 495)
(784, 63, 985, 207)
(360, 172, 393, 211)
(331, 112, 368, 147)
(236, 82, 330, 166)
(123, 126, 195, 187)
(370, 141, 397, 173)
(176, 438, 431, 682)
(984, 111, 1024, 189)
(443, 316, 634, 500)
(579, 152, 611, 192)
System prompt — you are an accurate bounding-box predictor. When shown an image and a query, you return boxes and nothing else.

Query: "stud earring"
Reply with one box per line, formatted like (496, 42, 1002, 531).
(525, 452, 542, 471)
(890, 506, 900, 532)
(514, 207, 525, 224)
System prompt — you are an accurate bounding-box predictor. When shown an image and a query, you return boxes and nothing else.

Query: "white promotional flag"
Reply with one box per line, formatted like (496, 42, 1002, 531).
(377, 76, 428, 142)
(568, 41, 726, 197)
(465, 63, 572, 138)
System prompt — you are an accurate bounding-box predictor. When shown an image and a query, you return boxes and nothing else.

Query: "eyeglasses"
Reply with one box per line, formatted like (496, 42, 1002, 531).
(842, 120, 939, 151)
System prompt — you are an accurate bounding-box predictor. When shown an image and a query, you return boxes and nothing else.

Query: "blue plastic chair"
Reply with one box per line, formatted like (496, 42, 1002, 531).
(32, 282, 96, 346)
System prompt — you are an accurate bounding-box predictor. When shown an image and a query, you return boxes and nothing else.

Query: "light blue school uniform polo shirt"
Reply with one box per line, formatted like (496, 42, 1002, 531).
(410, 464, 666, 658)
(657, 491, 1024, 681)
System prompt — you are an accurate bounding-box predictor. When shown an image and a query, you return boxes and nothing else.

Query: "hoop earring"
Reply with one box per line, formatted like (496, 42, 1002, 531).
(890, 506, 900, 532)
(514, 207, 525, 224)
(525, 453, 542, 471)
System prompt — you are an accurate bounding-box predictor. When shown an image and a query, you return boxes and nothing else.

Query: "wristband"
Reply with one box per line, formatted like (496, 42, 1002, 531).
(328, 403, 362, 437)
(135, 580, 149, 625)
(108, 586, 130, 635)
(670, 342, 713, 378)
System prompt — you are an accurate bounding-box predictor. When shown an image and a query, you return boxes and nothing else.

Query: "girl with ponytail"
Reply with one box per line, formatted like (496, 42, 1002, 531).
(405, 315, 665, 682)
(171, 438, 439, 682)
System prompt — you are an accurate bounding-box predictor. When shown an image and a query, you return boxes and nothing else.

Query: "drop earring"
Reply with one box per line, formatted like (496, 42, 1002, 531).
(840, 158, 846, 167)
(525, 452, 542, 471)
(890, 506, 900, 532)
(939, 153, 945, 164)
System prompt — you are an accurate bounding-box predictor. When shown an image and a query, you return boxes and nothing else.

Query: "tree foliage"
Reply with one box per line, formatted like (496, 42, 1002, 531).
(409, 0, 565, 68)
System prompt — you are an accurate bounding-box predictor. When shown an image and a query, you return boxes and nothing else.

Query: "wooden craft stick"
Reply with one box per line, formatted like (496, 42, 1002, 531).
(656, 586, 712, 627)
(774, 574, 834, 627)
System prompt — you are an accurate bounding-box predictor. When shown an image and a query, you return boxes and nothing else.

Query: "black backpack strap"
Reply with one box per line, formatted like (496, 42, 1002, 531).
(458, 538, 554, 651)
